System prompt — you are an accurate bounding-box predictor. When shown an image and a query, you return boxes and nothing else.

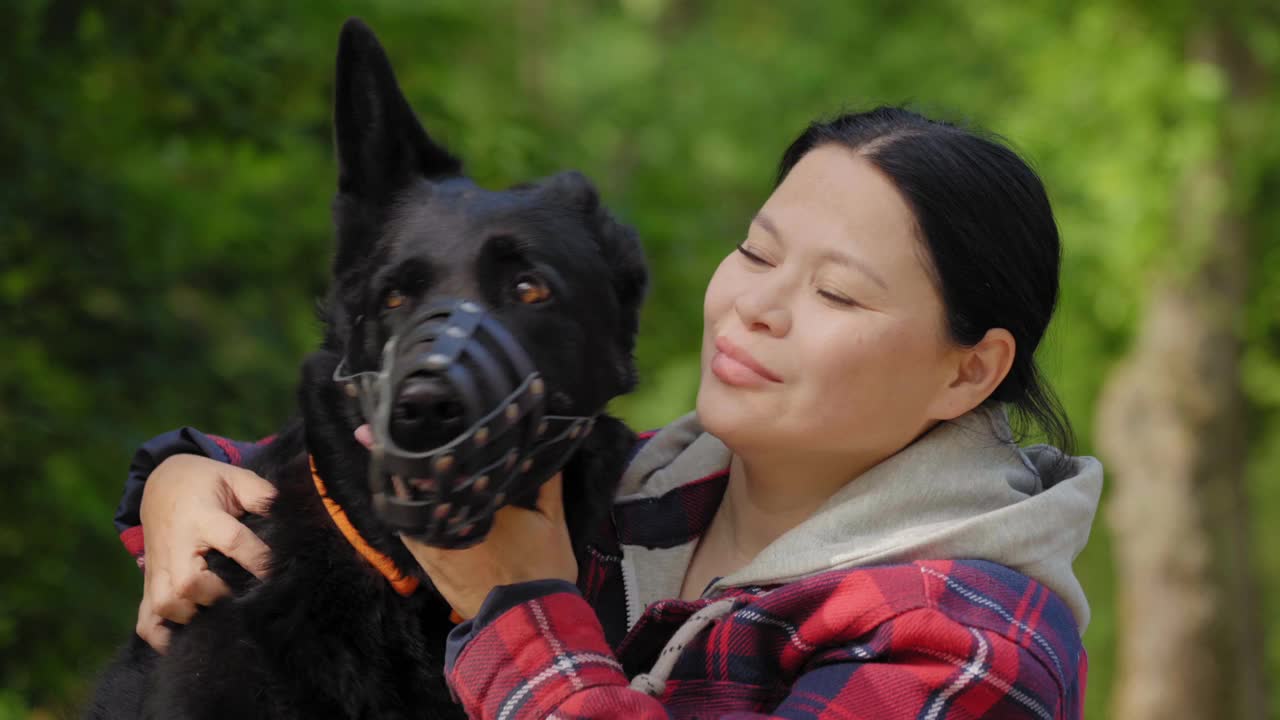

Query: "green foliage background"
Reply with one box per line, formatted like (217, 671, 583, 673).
(2, 1, 1277, 717)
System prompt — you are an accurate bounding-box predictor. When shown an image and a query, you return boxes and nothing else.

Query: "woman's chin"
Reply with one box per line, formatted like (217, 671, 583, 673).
(696, 383, 769, 447)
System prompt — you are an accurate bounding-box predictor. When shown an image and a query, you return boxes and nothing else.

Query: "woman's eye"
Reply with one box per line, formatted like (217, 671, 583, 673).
(514, 274, 552, 304)
(736, 244, 770, 266)
(384, 289, 405, 309)
(818, 289, 858, 308)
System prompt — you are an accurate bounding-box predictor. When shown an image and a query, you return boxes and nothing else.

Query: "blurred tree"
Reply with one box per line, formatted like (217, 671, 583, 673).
(1097, 5, 1274, 719)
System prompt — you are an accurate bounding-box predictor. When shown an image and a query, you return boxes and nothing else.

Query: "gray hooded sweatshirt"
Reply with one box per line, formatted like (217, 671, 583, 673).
(613, 405, 1103, 635)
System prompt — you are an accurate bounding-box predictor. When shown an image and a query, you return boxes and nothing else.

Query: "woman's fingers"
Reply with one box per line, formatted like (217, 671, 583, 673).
(136, 592, 173, 654)
(175, 564, 234, 607)
(223, 467, 276, 516)
(149, 551, 233, 619)
(141, 533, 237, 649)
(354, 424, 374, 450)
(147, 567, 201, 624)
(198, 511, 272, 579)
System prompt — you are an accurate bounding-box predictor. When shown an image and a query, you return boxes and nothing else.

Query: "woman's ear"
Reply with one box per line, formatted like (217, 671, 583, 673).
(928, 328, 1016, 421)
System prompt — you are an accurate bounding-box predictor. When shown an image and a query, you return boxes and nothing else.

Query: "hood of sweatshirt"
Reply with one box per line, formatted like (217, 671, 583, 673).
(613, 405, 1103, 633)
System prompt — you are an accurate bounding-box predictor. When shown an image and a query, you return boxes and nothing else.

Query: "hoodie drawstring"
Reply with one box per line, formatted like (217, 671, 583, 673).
(629, 598, 739, 697)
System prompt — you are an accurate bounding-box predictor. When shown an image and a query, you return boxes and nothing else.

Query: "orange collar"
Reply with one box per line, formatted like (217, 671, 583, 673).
(309, 457, 463, 624)
(310, 456, 421, 596)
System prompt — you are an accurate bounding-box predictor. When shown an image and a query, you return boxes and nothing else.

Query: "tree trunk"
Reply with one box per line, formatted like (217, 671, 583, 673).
(1096, 23, 1267, 720)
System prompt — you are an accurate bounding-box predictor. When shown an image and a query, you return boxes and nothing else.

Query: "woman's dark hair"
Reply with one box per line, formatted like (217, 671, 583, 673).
(777, 106, 1075, 457)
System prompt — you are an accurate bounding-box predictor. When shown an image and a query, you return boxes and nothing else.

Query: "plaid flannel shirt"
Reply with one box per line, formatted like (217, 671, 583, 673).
(118, 430, 1086, 719)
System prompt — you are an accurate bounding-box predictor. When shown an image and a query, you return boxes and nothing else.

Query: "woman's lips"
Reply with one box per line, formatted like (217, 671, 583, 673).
(711, 336, 782, 387)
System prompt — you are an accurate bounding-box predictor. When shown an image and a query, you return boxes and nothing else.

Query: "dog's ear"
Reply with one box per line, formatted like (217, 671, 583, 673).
(545, 172, 649, 393)
(596, 207, 648, 392)
(333, 18, 462, 200)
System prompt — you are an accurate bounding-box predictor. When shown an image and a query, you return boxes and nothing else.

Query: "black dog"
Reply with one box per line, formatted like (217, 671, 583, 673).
(87, 18, 646, 719)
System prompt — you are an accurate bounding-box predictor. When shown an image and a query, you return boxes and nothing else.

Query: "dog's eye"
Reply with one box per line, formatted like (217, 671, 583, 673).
(513, 274, 552, 304)
(384, 290, 405, 309)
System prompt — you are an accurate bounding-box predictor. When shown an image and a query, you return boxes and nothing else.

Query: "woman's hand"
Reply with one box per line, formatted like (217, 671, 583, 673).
(399, 473, 578, 620)
(137, 454, 275, 653)
(352, 423, 577, 619)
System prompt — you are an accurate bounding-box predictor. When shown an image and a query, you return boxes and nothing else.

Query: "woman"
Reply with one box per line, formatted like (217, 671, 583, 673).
(116, 107, 1102, 718)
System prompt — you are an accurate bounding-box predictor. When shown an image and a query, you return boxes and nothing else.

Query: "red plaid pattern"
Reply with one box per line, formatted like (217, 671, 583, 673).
(450, 560, 1084, 719)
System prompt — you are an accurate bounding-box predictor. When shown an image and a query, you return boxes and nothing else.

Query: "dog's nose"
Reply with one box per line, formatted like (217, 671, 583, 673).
(389, 377, 465, 451)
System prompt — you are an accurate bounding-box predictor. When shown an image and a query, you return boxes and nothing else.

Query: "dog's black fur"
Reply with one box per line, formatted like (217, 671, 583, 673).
(87, 18, 646, 720)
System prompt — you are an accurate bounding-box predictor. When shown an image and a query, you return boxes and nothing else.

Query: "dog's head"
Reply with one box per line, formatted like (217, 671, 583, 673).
(312, 19, 646, 545)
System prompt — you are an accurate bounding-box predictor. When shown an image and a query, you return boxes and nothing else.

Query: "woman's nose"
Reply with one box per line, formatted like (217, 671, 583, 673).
(734, 281, 791, 337)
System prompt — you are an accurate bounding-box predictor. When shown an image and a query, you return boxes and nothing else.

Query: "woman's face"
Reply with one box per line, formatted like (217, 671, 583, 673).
(698, 144, 961, 463)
